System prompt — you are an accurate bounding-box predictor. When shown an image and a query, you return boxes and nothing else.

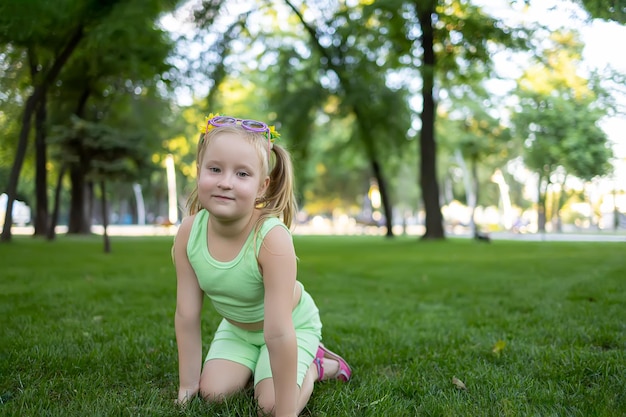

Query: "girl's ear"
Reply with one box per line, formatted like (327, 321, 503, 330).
(259, 176, 270, 196)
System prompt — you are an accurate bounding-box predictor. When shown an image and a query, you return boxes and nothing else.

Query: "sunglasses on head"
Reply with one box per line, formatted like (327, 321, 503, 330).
(206, 116, 272, 157)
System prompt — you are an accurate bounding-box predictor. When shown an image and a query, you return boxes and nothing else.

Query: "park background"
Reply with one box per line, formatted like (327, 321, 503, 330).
(1, 0, 626, 416)
(1, 0, 626, 242)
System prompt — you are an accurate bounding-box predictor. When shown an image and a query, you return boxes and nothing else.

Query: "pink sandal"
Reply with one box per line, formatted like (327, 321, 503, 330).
(314, 343, 352, 382)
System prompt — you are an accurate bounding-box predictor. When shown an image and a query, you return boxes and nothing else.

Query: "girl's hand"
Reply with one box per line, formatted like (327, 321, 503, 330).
(175, 387, 199, 405)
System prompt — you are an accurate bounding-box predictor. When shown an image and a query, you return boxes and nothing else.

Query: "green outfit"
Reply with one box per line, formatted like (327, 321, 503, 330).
(187, 209, 322, 386)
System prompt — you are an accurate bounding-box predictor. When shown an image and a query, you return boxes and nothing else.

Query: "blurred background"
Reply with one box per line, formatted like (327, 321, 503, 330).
(1, 0, 625, 241)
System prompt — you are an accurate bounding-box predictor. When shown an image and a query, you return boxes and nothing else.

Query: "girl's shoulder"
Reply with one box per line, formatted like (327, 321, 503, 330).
(256, 218, 295, 265)
(255, 216, 292, 254)
(258, 216, 289, 234)
(178, 213, 197, 233)
(172, 214, 200, 265)
(256, 216, 290, 244)
(175, 212, 205, 244)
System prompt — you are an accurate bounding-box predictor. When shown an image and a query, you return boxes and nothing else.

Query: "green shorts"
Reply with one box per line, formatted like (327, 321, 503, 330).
(204, 286, 323, 387)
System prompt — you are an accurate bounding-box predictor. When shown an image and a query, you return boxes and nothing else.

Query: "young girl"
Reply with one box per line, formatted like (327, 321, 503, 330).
(173, 114, 352, 416)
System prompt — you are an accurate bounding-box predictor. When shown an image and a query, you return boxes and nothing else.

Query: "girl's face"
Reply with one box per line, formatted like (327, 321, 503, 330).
(197, 132, 269, 222)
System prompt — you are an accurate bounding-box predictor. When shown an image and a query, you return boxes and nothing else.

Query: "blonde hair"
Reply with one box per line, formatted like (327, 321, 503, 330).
(185, 124, 297, 229)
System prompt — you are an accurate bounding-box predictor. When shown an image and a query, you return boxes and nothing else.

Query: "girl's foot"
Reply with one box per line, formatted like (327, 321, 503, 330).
(314, 344, 352, 382)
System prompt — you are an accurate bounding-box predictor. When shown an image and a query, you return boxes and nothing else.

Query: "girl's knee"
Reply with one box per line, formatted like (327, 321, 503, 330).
(199, 380, 236, 403)
(255, 380, 276, 416)
(199, 360, 252, 402)
(255, 394, 275, 416)
(199, 386, 227, 403)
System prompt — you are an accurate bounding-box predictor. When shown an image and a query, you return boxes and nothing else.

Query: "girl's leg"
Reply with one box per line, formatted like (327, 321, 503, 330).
(296, 361, 319, 410)
(254, 378, 276, 416)
(252, 334, 319, 415)
(254, 363, 317, 417)
(199, 359, 253, 402)
(314, 345, 352, 382)
(200, 319, 258, 401)
(317, 357, 339, 380)
(253, 351, 348, 416)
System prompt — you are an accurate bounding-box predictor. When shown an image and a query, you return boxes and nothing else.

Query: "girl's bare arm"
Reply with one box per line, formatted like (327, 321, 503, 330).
(174, 215, 204, 402)
(260, 226, 299, 416)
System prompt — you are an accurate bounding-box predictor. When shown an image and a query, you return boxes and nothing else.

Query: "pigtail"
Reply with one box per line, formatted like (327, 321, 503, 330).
(184, 132, 206, 217)
(185, 188, 203, 216)
(260, 144, 297, 228)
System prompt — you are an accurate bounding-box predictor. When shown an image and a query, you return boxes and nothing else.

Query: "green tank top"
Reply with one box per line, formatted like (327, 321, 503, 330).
(187, 209, 290, 323)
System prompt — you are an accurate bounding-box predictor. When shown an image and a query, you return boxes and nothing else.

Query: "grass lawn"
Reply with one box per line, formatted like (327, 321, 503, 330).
(0, 235, 625, 416)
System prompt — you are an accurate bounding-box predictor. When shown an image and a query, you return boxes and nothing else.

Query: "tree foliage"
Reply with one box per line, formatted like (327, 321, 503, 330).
(578, 0, 626, 23)
(511, 30, 614, 231)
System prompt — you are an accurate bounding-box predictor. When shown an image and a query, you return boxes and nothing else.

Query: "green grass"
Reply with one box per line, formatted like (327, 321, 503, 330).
(1, 235, 625, 416)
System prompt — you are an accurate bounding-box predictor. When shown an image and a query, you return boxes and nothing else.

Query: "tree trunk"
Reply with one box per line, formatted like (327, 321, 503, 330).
(471, 155, 480, 238)
(416, 2, 444, 240)
(537, 177, 547, 232)
(68, 165, 91, 234)
(555, 175, 567, 233)
(100, 181, 111, 253)
(371, 159, 394, 238)
(0, 92, 37, 242)
(34, 88, 49, 236)
(47, 164, 67, 241)
(613, 182, 619, 231)
(455, 149, 476, 235)
(67, 88, 93, 234)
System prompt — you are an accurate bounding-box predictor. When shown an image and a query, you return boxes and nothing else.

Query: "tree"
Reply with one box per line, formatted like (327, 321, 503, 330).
(511, 30, 614, 231)
(48, 0, 176, 235)
(413, 0, 444, 239)
(400, 0, 529, 239)
(49, 116, 152, 251)
(281, 0, 412, 237)
(0, 0, 123, 242)
(1, 0, 180, 241)
(0, 46, 29, 201)
(439, 106, 514, 236)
